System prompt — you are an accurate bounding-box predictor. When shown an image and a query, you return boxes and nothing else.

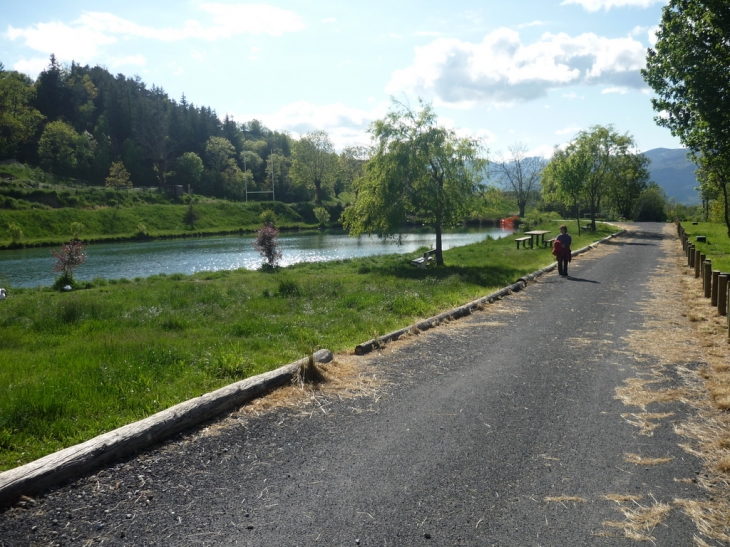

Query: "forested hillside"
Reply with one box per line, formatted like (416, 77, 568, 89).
(0, 56, 359, 204)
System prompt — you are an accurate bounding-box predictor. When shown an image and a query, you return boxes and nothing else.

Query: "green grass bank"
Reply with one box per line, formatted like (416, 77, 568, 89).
(680, 222, 730, 272)
(0, 222, 617, 471)
(0, 200, 323, 248)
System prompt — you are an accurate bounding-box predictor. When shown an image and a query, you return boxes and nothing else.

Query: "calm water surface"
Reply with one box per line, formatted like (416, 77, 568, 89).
(0, 227, 512, 289)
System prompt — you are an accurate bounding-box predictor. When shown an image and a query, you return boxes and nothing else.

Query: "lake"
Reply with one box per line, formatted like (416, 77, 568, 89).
(0, 227, 513, 289)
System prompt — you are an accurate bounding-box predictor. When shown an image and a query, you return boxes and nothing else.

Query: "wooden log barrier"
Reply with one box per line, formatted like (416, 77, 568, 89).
(0, 349, 334, 506)
(696, 235, 707, 243)
(718, 274, 728, 317)
(712, 270, 720, 307)
(704, 261, 712, 298)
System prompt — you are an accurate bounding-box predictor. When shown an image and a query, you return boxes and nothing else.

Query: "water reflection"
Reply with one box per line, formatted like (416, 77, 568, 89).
(0, 227, 512, 288)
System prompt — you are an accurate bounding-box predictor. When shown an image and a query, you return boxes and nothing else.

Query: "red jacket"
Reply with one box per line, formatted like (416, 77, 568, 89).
(552, 239, 572, 261)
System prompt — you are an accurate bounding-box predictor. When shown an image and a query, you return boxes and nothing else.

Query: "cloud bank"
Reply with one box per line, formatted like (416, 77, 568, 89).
(386, 28, 648, 106)
(560, 0, 665, 10)
(6, 3, 304, 68)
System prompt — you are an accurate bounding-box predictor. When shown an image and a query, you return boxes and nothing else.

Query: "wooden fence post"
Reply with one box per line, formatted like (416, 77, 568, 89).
(712, 270, 720, 307)
(704, 261, 712, 298)
(719, 274, 728, 317)
(689, 245, 695, 268)
(695, 252, 704, 278)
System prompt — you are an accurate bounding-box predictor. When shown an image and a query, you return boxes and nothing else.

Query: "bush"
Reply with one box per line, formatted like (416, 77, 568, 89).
(314, 206, 330, 227)
(253, 223, 282, 269)
(260, 209, 277, 226)
(51, 240, 87, 286)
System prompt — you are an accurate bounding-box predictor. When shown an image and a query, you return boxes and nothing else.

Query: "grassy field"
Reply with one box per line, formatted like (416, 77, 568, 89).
(0, 222, 618, 471)
(681, 222, 730, 271)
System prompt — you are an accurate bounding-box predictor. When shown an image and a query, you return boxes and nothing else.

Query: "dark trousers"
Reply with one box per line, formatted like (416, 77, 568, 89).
(557, 255, 569, 276)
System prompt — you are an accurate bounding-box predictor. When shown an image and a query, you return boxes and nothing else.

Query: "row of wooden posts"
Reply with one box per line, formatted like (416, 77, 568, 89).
(678, 223, 730, 339)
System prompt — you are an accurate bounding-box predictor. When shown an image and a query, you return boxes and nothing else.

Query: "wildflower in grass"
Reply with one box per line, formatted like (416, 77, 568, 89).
(253, 223, 282, 269)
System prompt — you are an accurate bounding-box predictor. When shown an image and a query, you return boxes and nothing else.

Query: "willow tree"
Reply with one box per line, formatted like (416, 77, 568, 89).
(342, 100, 487, 266)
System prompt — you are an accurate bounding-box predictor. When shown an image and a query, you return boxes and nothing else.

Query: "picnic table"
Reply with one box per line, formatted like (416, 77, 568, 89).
(521, 230, 551, 249)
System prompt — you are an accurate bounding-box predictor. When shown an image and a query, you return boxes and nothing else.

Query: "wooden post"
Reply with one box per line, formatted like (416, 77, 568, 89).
(695, 252, 704, 278)
(689, 245, 695, 268)
(704, 261, 712, 298)
(718, 274, 728, 317)
(712, 270, 720, 307)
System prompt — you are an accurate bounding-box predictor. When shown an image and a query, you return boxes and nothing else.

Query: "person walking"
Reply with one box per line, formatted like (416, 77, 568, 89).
(552, 225, 572, 277)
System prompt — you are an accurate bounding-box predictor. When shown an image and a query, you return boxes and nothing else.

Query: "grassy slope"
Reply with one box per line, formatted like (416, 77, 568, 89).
(0, 201, 310, 246)
(681, 222, 730, 271)
(0, 222, 617, 470)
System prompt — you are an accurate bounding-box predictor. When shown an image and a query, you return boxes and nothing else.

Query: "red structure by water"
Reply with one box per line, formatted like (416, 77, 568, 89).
(499, 215, 519, 230)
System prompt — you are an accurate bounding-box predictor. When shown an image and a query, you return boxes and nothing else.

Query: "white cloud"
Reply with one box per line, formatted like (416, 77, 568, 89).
(322, 17, 336, 24)
(527, 144, 557, 158)
(6, 4, 304, 65)
(601, 86, 630, 94)
(555, 125, 583, 135)
(562, 92, 584, 100)
(197, 4, 304, 37)
(561, 0, 665, 11)
(386, 28, 647, 107)
(237, 101, 390, 150)
(648, 25, 660, 47)
(12, 57, 49, 77)
(389, 33, 403, 39)
(6, 20, 117, 63)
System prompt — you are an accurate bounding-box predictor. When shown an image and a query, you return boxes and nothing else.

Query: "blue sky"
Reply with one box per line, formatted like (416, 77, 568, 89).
(2, 0, 681, 156)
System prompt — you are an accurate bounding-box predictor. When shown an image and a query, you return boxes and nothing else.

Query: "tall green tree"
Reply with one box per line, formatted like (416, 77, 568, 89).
(175, 151, 204, 191)
(642, 0, 730, 235)
(105, 161, 132, 208)
(0, 71, 44, 160)
(606, 151, 651, 220)
(290, 130, 338, 203)
(542, 146, 591, 235)
(342, 99, 488, 266)
(337, 145, 370, 197)
(37, 120, 85, 175)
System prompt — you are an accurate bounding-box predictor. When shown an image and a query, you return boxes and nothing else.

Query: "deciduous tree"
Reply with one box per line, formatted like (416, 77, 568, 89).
(642, 0, 730, 234)
(342, 99, 488, 265)
(105, 161, 132, 208)
(492, 143, 545, 218)
(0, 71, 44, 160)
(290, 130, 338, 203)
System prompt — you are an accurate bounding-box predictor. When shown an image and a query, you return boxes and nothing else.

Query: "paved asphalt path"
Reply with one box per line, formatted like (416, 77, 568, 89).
(0, 223, 709, 546)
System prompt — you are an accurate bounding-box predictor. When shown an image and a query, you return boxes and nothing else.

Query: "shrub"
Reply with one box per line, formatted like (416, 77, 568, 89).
(7, 222, 23, 243)
(51, 240, 87, 288)
(253, 223, 282, 269)
(70, 222, 84, 239)
(260, 209, 277, 226)
(314, 206, 330, 227)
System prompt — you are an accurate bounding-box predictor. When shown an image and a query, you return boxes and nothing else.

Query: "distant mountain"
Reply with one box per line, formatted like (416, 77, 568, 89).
(643, 148, 700, 205)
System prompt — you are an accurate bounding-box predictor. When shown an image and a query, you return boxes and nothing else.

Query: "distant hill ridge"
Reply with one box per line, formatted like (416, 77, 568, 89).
(642, 148, 700, 205)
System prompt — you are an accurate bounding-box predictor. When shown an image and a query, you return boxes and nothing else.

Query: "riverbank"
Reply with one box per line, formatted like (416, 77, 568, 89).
(0, 201, 322, 250)
(0, 222, 616, 471)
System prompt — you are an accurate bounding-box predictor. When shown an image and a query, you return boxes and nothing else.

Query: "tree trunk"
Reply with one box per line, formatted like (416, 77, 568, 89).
(314, 179, 323, 204)
(721, 175, 730, 238)
(518, 201, 526, 218)
(435, 222, 443, 266)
